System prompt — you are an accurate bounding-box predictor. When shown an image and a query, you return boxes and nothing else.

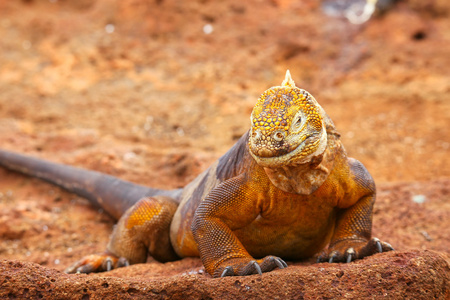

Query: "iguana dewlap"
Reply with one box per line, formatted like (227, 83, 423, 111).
(0, 71, 393, 277)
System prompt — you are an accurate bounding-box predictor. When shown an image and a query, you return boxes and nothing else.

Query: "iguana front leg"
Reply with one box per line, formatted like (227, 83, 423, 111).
(317, 161, 394, 263)
(191, 175, 287, 278)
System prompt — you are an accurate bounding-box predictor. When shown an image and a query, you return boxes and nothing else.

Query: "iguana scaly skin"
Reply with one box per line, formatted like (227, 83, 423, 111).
(0, 71, 393, 277)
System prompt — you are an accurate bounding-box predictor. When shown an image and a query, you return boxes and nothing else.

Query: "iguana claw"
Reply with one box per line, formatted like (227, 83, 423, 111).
(65, 252, 129, 274)
(221, 266, 234, 277)
(252, 261, 262, 275)
(216, 255, 287, 278)
(328, 251, 338, 263)
(345, 248, 355, 263)
(274, 257, 288, 269)
(105, 257, 113, 271)
(119, 257, 130, 267)
(346, 255, 352, 263)
(317, 237, 394, 264)
(376, 239, 383, 253)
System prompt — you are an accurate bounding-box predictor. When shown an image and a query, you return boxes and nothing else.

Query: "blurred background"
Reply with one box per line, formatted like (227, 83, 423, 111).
(0, 0, 448, 186)
(0, 0, 448, 271)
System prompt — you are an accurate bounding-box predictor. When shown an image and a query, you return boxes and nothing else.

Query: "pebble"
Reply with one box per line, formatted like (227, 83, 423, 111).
(412, 195, 426, 204)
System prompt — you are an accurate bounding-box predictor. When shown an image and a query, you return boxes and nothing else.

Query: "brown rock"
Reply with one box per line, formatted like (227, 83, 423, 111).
(0, 250, 448, 299)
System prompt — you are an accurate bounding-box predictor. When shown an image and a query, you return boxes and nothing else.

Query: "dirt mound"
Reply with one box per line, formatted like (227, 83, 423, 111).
(1, 250, 448, 299)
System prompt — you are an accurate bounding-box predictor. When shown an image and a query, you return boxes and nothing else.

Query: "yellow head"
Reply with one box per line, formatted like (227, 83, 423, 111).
(249, 71, 327, 168)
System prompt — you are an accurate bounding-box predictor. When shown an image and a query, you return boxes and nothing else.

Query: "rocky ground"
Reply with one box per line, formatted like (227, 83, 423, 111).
(0, 0, 449, 298)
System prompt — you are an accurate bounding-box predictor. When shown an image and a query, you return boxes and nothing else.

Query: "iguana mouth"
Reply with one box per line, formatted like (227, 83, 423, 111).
(249, 131, 327, 168)
(250, 140, 307, 167)
(250, 138, 301, 158)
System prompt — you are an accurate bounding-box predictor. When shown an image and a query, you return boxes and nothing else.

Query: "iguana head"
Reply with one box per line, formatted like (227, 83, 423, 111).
(249, 71, 328, 168)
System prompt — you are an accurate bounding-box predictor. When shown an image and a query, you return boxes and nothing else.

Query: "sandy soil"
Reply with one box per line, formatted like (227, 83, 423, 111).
(0, 0, 449, 298)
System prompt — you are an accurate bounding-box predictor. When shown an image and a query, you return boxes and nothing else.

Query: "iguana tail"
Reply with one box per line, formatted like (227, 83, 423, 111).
(0, 149, 183, 220)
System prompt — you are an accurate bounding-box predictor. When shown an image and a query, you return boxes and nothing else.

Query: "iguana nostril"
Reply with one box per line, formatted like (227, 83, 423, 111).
(273, 131, 286, 142)
(252, 129, 261, 140)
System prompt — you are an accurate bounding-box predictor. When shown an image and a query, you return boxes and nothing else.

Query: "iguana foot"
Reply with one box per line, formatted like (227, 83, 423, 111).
(216, 256, 287, 278)
(65, 252, 129, 274)
(316, 237, 394, 264)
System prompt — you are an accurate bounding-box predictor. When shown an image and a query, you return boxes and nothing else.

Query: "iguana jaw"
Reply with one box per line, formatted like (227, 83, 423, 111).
(249, 126, 328, 168)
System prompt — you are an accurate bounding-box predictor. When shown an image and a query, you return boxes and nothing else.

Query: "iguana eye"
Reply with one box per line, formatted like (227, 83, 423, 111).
(292, 116, 303, 131)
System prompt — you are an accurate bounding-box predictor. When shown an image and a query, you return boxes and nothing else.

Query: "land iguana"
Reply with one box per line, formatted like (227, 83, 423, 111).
(0, 71, 393, 277)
